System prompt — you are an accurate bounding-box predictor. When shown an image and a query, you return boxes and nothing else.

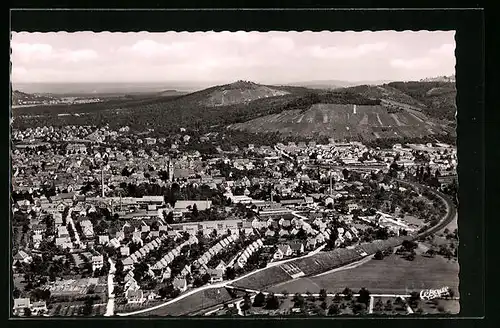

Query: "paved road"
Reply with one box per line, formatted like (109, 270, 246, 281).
(117, 179, 456, 317)
(104, 259, 116, 317)
(116, 242, 327, 316)
(394, 179, 457, 239)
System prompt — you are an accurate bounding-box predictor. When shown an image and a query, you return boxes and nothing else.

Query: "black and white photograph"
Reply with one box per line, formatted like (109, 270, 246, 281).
(10, 26, 463, 318)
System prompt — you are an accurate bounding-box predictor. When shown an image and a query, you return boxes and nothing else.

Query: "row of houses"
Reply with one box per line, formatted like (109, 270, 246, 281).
(170, 219, 253, 237)
(234, 238, 264, 269)
(193, 234, 240, 283)
(149, 236, 198, 276)
(12, 298, 48, 316)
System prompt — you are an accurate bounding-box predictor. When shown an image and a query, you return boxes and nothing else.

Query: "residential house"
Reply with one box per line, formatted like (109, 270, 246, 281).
(53, 213, 63, 228)
(306, 237, 317, 250)
(347, 203, 359, 213)
(288, 241, 305, 255)
(146, 291, 158, 301)
(304, 196, 314, 206)
(208, 268, 224, 283)
(32, 224, 46, 235)
(98, 235, 110, 245)
(324, 196, 335, 206)
(55, 237, 72, 249)
(265, 229, 275, 237)
(126, 289, 145, 304)
(174, 200, 212, 213)
(278, 229, 289, 237)
(161, 267, 172, 281)
(31, 301, 48, 315)
(173, 278, 188, 292)
(13, 250, 32, 265)
(80, 219, 94, 238)
(57, 226, 69, 238)
(92, 255, 104, 271)
(132, 232, 142, 243)
(122, 257, 134, 271)
(215, 260, 226, 271)
(120, 246, 130, 257)
(274, 244, 293, 260)
(32, 234, 43, 249)
(116, 231, 125, 240)
(12, 298, 30, 316)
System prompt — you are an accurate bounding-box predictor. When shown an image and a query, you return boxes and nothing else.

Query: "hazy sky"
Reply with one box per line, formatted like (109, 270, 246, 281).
(11, 31, 455, 84)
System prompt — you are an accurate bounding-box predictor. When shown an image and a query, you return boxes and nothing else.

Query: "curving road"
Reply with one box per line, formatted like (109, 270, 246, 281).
(117, 179, 456, 317)
(394, 179, 457, 239)
(104, 258, 116, 317)
(116, 242, 327, 316)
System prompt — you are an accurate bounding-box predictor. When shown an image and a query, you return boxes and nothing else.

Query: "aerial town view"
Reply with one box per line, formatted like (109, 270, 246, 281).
(10, 30, 459, 317)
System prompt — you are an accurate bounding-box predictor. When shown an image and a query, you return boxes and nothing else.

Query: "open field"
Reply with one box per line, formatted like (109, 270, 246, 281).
(232, 237, 407, 291)
(269, 254, 459, 296)
(230, 103, 453, 140)
(232, 266, 292, 289)
(138, 287, 234, 316)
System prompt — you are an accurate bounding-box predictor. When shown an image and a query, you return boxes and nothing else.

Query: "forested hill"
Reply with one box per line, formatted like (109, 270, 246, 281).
(12, 82, 380, 133)
(11, 90, 57, 106)
(12, 80, 456, 143)
(343, 82, 456, 121)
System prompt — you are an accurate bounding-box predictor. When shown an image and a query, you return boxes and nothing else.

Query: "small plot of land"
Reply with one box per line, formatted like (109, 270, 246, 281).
(47, 302, 107, 316)
(390, 113, 405, 126)
(403, 215, 423, 227)
(232, 266, 292, 290)
(272, 254, 459, 296)
(417, 298, 460, 315)
(372, 296, 409, 316)
(268, 277, 321, 294)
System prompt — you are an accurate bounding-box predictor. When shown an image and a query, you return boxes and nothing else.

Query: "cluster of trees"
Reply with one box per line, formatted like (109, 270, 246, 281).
(395, 240, 418, 261)
(387, 81, 456, 121)
(414, 166, 442, 187)
(374, 247, 394, 260)
(251, 292, 280, 310)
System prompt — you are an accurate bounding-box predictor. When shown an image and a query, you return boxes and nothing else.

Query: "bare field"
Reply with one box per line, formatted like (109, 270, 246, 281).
(268, 254, 459, 296)
(230, 103, 448, 140)
(140, 287, 234, 316)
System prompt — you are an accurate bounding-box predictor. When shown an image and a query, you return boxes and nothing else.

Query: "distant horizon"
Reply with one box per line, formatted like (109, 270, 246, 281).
(11, 31, 455, 86)
(11, 74, 454, 94)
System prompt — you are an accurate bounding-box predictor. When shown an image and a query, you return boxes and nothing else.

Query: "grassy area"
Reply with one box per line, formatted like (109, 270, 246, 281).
(139, 287, 234, 316)
(416, 298, 460, 314)
(372, 296, 409, 315)
(270, 254, 459, 296)
(232, 266, 291, 290)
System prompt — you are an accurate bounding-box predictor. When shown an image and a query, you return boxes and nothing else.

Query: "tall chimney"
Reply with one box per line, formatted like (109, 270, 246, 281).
(353, 104, 357, 115)
(271, 191, 273, 203)
(330, 174, 333, 196)
(101, 167, 105, 198)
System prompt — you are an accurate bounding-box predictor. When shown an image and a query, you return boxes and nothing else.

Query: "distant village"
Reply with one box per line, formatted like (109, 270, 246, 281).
(11, 124, 457, 316)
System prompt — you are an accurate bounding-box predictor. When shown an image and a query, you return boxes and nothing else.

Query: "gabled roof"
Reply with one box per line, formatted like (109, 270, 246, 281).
(13, 298, 30, 308)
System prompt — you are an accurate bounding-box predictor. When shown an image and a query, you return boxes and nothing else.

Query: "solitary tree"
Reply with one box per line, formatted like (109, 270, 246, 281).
(342, 287, 353, 300)
(319, 288, 328, 301)
(264, 293, 280, 310)
(253, 292, 266, 307)
(374, 250, 384, 260)
(357, 288, 371, 306)
(328, 303, 340, 315)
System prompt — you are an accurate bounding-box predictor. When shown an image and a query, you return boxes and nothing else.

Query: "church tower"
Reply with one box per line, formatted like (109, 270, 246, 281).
(168, 160, 174, 181)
